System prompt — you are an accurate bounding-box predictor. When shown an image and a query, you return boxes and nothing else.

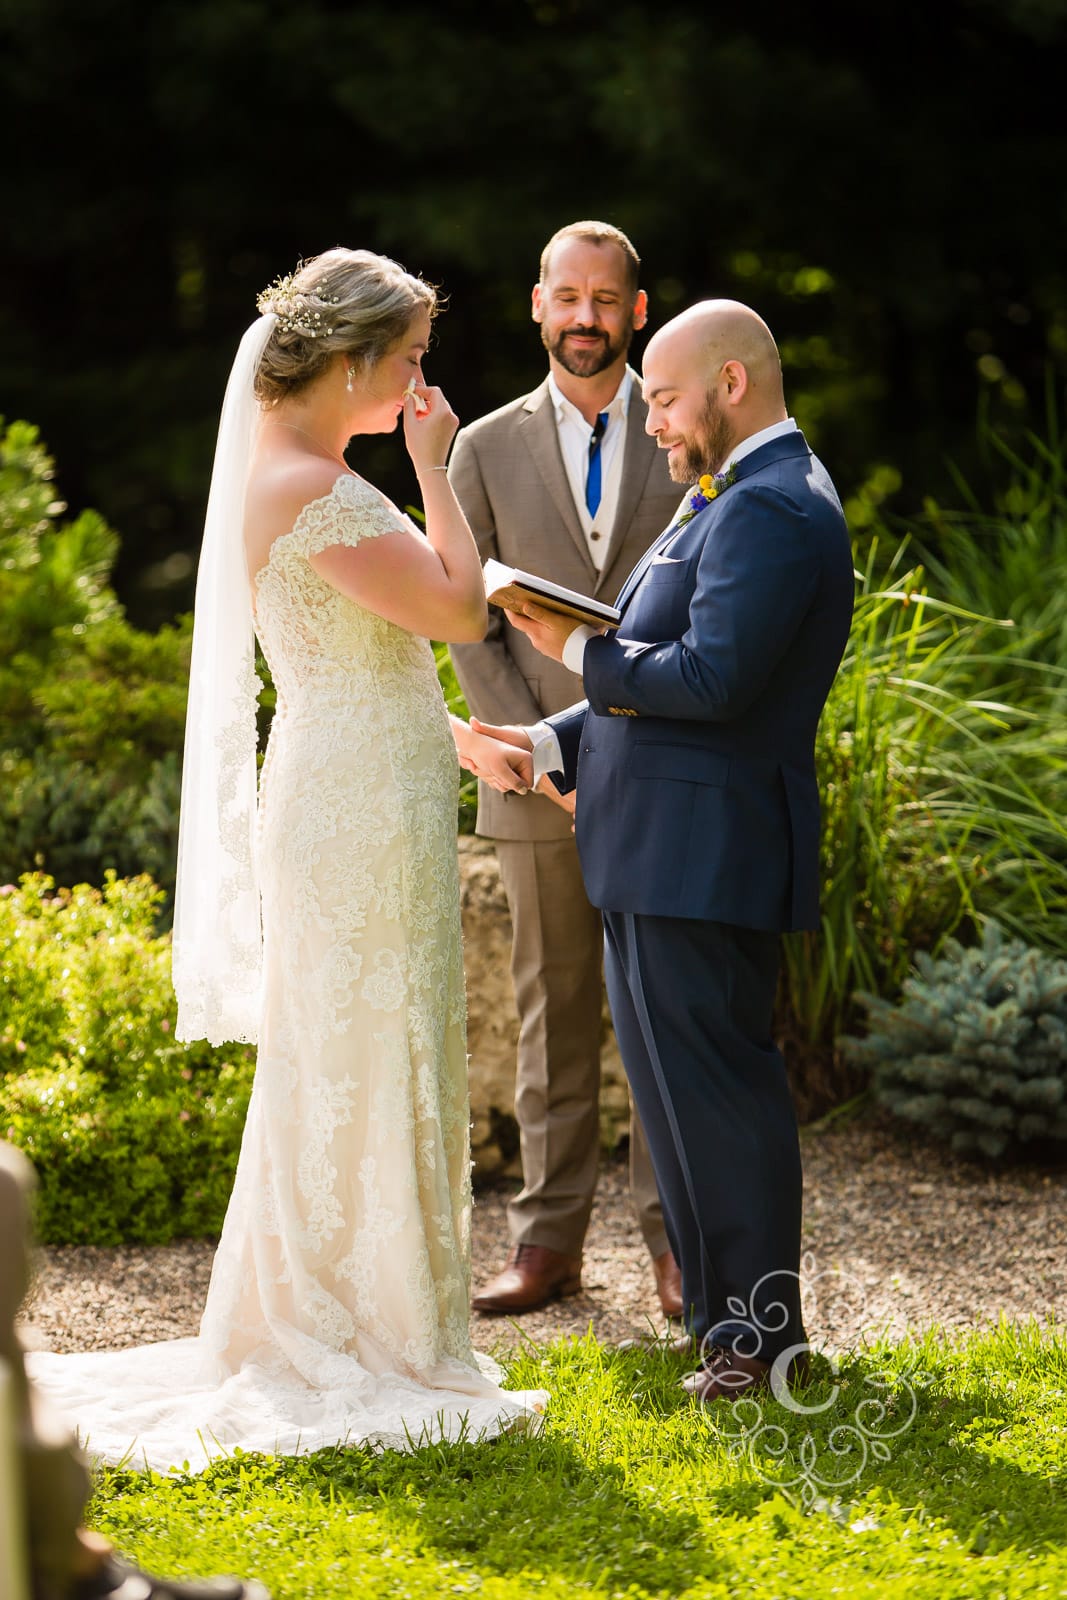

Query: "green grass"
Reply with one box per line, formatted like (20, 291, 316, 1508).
(86, 1320, 1066, 1599)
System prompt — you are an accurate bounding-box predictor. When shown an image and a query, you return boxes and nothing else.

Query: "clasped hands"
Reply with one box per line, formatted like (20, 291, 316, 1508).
(451, 714, 575, 817)
(454, 603, 591, 813)
(454, 717, 533, 795)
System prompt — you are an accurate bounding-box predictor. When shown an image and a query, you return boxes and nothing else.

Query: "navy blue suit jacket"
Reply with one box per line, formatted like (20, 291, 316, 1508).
(547, 430, 853, 932)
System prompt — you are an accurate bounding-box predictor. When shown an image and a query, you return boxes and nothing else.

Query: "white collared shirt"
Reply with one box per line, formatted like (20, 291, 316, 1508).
(727, 416, 798, 464)
(547, 369, 632, 572)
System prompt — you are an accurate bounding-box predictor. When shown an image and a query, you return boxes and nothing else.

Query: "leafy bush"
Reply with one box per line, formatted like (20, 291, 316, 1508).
(3, 613, 191, 906)
(0, 420, 192, 909)
(0, 874, 254, 1244)
(841, 922, 1067, 1159)
(433, 641, 477, 832)
(779, 526, 1067, 1117)
(909, 413, 1067, 694)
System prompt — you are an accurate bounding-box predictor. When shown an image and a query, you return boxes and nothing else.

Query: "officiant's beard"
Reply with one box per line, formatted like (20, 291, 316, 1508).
(668, 390, 736, 484)
(543, 323, 632, 378)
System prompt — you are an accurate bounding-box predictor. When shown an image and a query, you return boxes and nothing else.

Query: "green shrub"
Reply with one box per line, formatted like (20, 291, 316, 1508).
(2, 608, 190, 907)
(909, 413, 1067, 694)
(779, 529, 1067, 1117)
(840, 921, 1067, 1159)
(0, 874, 254, 1243)
(434, 641, 477, 832)
(0, 420, 193, 906)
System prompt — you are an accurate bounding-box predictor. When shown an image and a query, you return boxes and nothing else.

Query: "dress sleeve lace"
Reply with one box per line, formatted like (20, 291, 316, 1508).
(290, 474, 411, 559)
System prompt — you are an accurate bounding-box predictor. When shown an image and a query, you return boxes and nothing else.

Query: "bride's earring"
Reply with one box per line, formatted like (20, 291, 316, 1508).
(346, 364, 356, 393)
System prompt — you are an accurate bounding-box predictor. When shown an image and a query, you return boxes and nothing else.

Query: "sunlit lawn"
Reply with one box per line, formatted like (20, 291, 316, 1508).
(88, 1320, 1066, 1599)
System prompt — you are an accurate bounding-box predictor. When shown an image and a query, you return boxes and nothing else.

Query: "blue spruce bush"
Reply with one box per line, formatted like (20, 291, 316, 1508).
(841, 922, 1067, 1159)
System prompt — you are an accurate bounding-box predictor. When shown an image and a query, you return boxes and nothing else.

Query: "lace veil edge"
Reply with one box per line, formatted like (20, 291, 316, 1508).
(171, 316, 275, 1045)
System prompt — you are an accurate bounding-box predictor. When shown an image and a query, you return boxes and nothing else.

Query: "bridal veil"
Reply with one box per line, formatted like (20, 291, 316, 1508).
(171, 315, 275, 1046)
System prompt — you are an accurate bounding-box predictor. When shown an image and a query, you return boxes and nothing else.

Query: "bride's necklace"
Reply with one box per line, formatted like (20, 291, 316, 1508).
(272, 421, 350, 469)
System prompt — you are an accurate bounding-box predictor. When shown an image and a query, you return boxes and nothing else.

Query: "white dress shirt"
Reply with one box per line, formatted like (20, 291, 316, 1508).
(529, 417, 800, 780)
(547, 369, 632, 572)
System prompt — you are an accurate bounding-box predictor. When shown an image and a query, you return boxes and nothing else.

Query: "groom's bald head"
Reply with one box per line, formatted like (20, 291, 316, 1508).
(642, 299, 787, 479)
(646, 300, 784, 410)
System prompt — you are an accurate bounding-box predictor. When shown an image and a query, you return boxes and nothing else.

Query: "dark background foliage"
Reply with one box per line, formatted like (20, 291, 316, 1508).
(2, 0, 1066, 626)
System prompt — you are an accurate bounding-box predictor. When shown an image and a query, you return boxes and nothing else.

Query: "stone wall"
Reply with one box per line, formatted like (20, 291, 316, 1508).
(458, 837, 631, 1182)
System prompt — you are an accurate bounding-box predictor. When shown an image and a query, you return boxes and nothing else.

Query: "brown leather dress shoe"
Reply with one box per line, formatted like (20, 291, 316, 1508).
(471, 1244, 582, 1314)
(683, 1344, 810, 1404)
(651, 1249, 684, 1318)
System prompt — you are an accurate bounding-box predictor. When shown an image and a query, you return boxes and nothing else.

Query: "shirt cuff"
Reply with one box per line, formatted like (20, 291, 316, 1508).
(527, 719, 565, 784)
(562, 623, 596, 675)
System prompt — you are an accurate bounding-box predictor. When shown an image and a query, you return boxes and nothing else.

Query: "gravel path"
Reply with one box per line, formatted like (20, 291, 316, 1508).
(19, 1113, 1065, 1359)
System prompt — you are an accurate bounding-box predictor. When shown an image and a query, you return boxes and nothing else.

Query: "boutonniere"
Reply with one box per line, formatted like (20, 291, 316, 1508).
(675, 463, 738, 528)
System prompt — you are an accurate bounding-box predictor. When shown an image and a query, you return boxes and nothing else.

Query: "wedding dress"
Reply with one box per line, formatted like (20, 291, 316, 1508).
(27, 473, 545, 1471)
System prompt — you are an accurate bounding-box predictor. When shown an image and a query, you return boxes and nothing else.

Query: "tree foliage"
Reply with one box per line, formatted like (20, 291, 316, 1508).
(1, 0, 1065, 623)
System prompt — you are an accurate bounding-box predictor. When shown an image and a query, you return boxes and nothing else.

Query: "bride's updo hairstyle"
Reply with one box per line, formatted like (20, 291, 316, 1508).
(254, 247, 437, 407)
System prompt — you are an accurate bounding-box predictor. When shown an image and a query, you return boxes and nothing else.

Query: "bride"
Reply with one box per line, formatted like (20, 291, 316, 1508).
(27, 248, 547, 1469)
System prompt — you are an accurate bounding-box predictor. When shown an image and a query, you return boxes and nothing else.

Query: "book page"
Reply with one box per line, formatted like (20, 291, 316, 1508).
(482, 559, 620, 627)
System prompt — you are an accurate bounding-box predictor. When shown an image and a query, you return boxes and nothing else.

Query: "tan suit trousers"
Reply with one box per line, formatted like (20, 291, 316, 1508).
(495, 836, 667, 1259)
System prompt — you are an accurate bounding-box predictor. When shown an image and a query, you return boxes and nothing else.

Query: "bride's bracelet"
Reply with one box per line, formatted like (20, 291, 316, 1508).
(420, 464, 449, 473)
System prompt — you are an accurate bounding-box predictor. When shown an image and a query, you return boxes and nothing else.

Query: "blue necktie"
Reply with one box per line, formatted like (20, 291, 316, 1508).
(585, 411, 609, 516)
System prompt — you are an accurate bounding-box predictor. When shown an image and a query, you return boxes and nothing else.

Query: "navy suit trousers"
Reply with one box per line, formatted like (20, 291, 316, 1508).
(602, 910, 806, 1361)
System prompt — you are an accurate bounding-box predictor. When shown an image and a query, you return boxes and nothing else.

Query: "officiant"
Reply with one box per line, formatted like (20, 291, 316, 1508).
(449, 221, 682, 1317)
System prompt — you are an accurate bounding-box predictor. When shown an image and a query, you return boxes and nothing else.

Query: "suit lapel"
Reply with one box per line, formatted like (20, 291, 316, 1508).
(520, 382, 596, 579)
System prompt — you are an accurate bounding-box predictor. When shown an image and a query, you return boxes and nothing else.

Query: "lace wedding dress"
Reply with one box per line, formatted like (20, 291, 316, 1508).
(27, 474, 545, 1470)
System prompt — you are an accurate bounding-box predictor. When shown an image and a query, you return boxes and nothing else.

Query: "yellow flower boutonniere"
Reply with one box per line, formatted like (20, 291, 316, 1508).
(674, 462, 738, 528)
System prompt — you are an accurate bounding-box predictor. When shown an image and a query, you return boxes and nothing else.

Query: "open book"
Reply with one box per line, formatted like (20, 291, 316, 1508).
(482, 558, 621, 630)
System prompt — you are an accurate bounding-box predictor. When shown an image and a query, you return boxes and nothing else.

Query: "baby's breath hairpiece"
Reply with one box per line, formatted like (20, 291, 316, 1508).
(256, 270, 342, 338)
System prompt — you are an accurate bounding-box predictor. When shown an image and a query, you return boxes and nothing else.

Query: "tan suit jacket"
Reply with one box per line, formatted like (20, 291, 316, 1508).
(450, 371, 681, 840)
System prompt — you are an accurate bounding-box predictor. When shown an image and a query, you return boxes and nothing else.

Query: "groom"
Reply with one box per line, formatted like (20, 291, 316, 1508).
(474, 299, 853, 1400)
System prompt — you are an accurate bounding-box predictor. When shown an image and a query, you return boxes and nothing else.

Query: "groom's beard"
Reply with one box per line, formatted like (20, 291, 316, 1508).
(667, 389, 736, 484)
(543, 322, 633, 377)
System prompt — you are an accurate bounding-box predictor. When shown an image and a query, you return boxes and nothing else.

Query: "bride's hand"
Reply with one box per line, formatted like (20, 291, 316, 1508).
(452, 719, 532, 794)
(461, 733, 534, 794)
(468, 717, 533, 753)
(403, 384, 459, 477)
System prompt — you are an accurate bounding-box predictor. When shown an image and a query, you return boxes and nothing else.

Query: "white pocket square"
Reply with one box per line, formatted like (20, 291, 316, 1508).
(651, 554, 684, 565)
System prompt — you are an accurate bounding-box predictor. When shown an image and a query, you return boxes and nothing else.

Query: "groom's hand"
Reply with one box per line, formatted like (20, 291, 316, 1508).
(536, 773, 576, 827)
(505, 602, 581, 663)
